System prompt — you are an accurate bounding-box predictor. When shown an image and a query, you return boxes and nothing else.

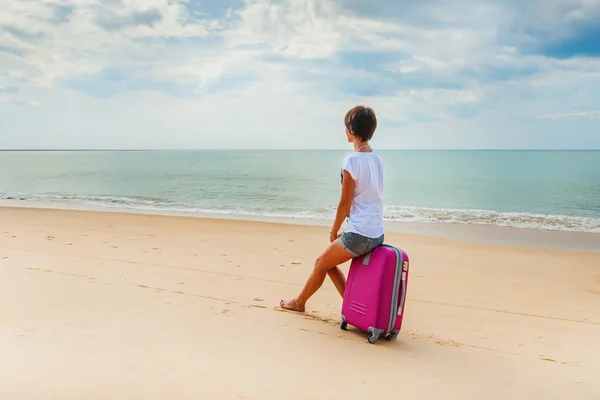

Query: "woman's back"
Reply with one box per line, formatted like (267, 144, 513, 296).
(342, 151, 384, 239)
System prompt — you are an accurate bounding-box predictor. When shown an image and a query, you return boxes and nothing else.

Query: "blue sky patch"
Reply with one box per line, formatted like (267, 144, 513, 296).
(49, 4, 75, 24)
(60, 67, 256, 99)
(0, 44, 26, 57)
(335, 50, 402, 71)
(497, 8, 600, 59)
(459, 63, 541, 83)
(202, 73, 259, 95)
(134, 35, 222, 46)
(541, 26, 600, 58)
(184, 0, 243, 19)
(0, 86, 18, 93)
(2, 25, 45, 41)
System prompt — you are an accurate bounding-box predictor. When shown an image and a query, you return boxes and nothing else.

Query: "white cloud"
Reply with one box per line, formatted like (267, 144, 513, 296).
(536, 111, 600, 119)
(221, 0, 346, 59)
(0, 0, 215, 87)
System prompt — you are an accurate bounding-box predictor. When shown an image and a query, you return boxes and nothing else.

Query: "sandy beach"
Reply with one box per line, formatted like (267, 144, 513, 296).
(1, 205, 599, 399)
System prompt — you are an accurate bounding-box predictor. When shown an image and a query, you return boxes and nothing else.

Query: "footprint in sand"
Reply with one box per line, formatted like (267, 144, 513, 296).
(435, 340, 461, 347)
(46, 236, 54, 240)
(291, 262, 301, 265)
(249, 304, 267, 309)
(539, 356, 572, 366)
(253, 298, 264, 302)
(65, 243, 73, 246)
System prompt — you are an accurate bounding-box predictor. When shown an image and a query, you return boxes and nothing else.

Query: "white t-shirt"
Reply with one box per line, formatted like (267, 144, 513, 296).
(341, 151, 384, 238)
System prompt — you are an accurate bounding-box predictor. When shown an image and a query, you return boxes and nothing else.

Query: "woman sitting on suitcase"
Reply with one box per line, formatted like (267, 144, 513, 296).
(280, 105, 384, 312)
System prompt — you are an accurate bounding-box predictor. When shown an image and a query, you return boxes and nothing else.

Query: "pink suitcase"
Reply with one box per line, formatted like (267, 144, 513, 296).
(340, 244, 409, 344)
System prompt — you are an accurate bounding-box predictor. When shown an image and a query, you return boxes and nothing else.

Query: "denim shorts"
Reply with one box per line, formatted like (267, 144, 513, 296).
(339, 232, 384, 257)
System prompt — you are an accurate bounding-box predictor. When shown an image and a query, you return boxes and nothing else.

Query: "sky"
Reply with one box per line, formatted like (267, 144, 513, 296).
(0, 0, 599, 150)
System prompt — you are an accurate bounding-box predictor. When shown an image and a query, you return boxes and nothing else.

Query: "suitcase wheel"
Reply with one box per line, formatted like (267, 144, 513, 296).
(367, 327, 384, 344)
(340, 321, 348, 331)
(386, 331, 399, 341)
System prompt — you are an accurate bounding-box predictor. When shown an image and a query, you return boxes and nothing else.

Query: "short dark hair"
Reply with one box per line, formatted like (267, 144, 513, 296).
(344, 105, 377, 142)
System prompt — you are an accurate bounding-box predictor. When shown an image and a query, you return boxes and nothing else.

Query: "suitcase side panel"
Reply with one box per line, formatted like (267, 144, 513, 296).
(341, 246, 396, 335)
(373, 246, 399, 333)
(391, 249, 410, 333)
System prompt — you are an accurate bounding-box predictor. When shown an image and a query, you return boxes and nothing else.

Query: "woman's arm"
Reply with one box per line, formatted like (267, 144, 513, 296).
(330, 169, 354, 242)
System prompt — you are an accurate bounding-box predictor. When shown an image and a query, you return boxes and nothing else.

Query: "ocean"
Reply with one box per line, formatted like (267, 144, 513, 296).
(1, 150, 599, 233)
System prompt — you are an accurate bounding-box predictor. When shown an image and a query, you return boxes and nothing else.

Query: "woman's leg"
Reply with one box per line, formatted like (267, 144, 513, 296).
(280, 239, 354, 312)
(327, 267, 346, 298)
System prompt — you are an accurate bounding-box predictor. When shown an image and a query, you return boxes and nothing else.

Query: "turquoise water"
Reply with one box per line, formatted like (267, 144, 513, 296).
(0, 150, 599, 233)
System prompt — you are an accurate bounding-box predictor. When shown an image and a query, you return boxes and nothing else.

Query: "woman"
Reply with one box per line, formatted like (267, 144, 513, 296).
(280, 105, 385, 312)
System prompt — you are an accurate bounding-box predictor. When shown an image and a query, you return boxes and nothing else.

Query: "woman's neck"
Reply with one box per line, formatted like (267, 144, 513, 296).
(354, 141, 371, 152)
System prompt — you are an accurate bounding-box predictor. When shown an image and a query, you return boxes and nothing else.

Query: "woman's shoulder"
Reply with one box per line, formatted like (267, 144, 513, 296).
(342, 152, 360, 164)
(343, 151, 383, 165)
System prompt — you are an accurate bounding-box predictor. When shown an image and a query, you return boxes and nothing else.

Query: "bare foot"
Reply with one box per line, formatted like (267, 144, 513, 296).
(280, 298, 305, 312)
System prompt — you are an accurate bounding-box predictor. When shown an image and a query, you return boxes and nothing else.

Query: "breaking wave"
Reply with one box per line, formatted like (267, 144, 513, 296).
(1, 192, 599, 234)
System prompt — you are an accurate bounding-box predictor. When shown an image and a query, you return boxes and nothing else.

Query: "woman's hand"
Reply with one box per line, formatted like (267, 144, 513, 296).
(330, 230, 341, 243)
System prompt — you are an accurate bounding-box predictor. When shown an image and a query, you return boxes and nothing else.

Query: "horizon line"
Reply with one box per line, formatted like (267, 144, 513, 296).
(1, 148, 599, 152)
